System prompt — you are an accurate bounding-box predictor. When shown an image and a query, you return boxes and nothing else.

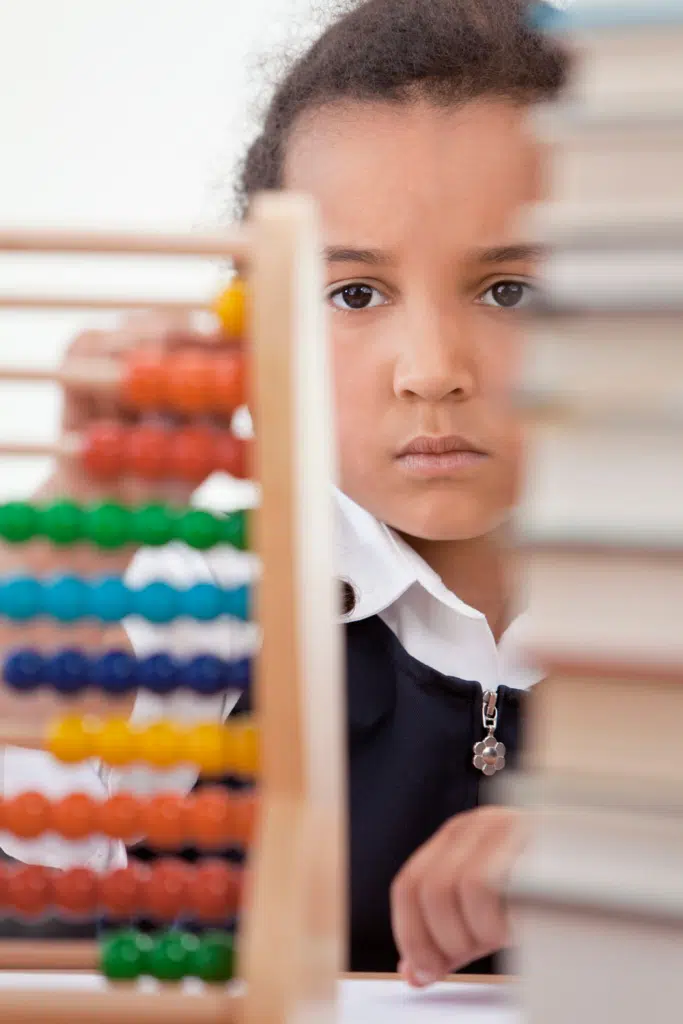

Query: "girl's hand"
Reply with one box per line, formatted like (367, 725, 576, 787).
(390, 806, 525, 987)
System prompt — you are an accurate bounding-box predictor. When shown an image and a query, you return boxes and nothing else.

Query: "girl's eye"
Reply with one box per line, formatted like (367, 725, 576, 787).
(477, 280, 535, 310)
(328, 283, 387, 311)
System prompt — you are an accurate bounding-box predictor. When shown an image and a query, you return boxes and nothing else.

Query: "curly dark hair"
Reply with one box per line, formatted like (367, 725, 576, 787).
(235, 0, 570, 215)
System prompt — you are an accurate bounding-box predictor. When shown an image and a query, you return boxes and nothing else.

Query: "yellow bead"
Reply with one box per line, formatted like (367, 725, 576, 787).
(213, 279, 246, 338)
(94, 719, 136, 766)
(184, 723, 226, 775)
(138, 721, 183, 768)
(228, 721, 259, 777)
(47, 715, 93, 764)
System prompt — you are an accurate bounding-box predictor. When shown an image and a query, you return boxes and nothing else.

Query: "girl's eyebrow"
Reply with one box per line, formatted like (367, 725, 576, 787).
(475, 244, 546, 265)
(324, 246, 394, 266)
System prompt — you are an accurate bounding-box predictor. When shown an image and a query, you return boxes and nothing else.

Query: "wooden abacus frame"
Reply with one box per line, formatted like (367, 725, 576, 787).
(0, 193, 346, 1023)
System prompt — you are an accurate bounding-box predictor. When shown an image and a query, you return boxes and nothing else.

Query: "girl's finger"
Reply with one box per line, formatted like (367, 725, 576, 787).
(391, 845, 452, 985)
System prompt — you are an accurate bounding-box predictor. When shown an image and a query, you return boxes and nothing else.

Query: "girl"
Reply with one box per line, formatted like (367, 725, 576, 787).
(0, 0, 569, 986)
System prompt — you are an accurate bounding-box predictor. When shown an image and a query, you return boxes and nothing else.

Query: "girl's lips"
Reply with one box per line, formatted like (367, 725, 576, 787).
(396, 450, 489, 476)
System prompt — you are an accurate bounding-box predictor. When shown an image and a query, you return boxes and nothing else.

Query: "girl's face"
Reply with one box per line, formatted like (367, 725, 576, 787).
(284, 97, 544, 541)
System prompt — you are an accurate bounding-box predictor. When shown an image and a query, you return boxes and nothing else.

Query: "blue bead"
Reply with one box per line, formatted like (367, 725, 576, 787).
(3, 648, 44, 692)
(137, 653, 179, 695)
(226, 657, 251, 692)
(89, 577, 131, 622)
(184, 655, 225, 695)
(0, 576, 43, 621)
(222, 585, 249, 622)
(92, 650, 138, 695)
(43, 575, 89, 622)
(132, 582, 179, 624)
(45, 648, 90, 695)
(181, 583, 223, 622)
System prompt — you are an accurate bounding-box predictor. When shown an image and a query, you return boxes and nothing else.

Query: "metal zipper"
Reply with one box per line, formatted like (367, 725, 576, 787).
(472, 689, 506, 775)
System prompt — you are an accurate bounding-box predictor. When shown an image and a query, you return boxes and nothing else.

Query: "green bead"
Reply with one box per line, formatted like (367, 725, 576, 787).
(191, 931, 234, 983)
(0, 502, 40, 543)
(132, 504, 175, 547)
(100, 929, 152, 981)
(177, 509, 222, 550)
(148, 930, 200, 982)
(221, 511, 248, 551)
(85, 502, 132, 549)
(39, 500, 85, 545)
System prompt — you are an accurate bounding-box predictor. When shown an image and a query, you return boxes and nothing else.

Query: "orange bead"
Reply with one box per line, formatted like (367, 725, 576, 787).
(211, 353, 246, 415)
(93, 718, 136, 767)
(81, 422, 126, 479)
(7, 865, 52, 918)
(144, 859, 191, 921)
(126, 423, 169, 480)
(53, 866, 98, 917)
(48, 715, 93, 764)
(51, 793, 95, 840)
(170, 426, 216, 483)
(233, 792, 258, 846)
(187, 860, 242, 922)
(122, 352, 168, 411)
(98, 793, 142, 842)
(164, 352, 213, 415)
(213, 279, 247, 339)
(214, 433, 249, 480)
(3, 791, 51, 840)
(144, 793, 187, 848)
(138, 721, 183, 769)
(187, 788, 233, 848)
(99, 863, 148, 918)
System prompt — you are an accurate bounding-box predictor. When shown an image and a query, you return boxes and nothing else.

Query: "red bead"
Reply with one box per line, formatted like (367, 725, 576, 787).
(214, 434, 249, 480)
(233, 792, 258, 846)
(82, 422, 127, 479)
(187, 789, 233, 848)
(169, 426, 216, 483)
(126, 423, 169, 480)
(53, 866, 98, 917)
(51, 793, 95, 840)
(144, 793, 187, 849)
(187, 860, 242, 923)
(98, 863, 148, 918)
(211, 353, 246, 415)
(165, 353, 214, 415)
(143, 858, 191, 920)
(3, 791, 51, 840)
(98, 793, 142, 842)
(122, 352, 167, 412)
(6, 865, 52, 918)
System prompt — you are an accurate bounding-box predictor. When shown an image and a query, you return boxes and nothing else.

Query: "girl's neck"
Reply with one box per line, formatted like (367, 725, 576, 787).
(399, 527, 512, 642)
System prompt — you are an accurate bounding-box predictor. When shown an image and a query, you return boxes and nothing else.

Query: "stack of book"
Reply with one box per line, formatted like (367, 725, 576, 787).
(509, 2, 683, 1021)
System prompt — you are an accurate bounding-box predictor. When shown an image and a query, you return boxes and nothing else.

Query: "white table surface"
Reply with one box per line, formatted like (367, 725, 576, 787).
(0, 972, 519, 1023)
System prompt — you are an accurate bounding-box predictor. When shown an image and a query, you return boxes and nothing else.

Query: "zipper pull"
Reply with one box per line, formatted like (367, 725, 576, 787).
(472, 689, 506, 776)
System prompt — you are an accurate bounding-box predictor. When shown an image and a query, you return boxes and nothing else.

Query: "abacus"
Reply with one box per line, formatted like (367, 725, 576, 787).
(0, 195, 345, 1022)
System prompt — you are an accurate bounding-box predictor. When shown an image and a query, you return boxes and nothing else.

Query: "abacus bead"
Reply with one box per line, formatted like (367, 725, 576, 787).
(127, 423, 169, 480)
(165, 352, 213, 415)
(145, 794, 187, 848)
(98, 793, 141, 842)
(92, 650, 138, 695)
(228, 657, 251, 692)
(39, 500, 85, 545)
(0, 576, 42, 621)
(52, 793, 96, 840)
(48, 715, 93, 764)
(7, 865, 52, 917)
(184, 655, 225, 696)
(138, 721, 183, 769)
(214, 433, 248, 479)
(131, 503, 175, 546)
(95, 719, 136, 766)
(3, 648, 44, 692)
(45, 648, 90, 695)
(3, 792, 51, 840)
(53, 866, 97, 917)
(101, 929, 152, 981)
(222, 584, 249, 621)
(192, 931, 234, 983)
(170, 426, 215, 483)
(84, 502, 132, 549)
(98, 864, 147, 917)
(181, 583, 223, 621)
(0, 501, 40, 543)
(144, 860, 191, 920)
(88, 577, 131, 622)
(188, 860, 241, 922)
(43, 575, 88, 622)
(137, 653, 178, 695)
(221, 510, 248, 551)
(233, 792, 258, 845)
(187, 788, 232, 848)
(213, 279, 246, 338)
(176, 509, 222, 551)
(122, 352, 167, 411)
(185, 724, 226, 775)
(211, 353, 245, 414)
(230, 722, 259, 777)
(82, 422, 127, 479)
(148, 930, 199, 982)
(132, 581, 179, 624)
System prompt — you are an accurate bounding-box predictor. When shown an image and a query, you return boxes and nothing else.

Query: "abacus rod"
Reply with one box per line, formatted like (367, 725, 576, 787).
(0, 940, 98, 970)
(0, 988, 239, 1024)
(0, 358, 120, 390)
(0, 440, 63, 458)
(0, 296, 210, 314)
(0, 225, 251, 260)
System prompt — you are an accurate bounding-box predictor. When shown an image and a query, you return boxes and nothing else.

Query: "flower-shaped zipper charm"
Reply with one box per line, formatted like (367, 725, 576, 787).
(473, 689, 506, 776)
